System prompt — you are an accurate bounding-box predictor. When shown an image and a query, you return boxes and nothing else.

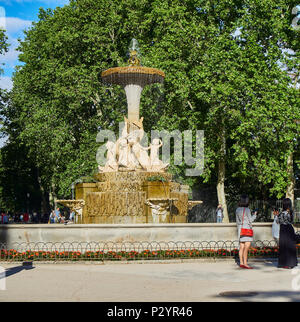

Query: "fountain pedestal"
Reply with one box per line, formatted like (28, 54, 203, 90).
(75, 171, 189, 224)
(124, 84, 143, 123)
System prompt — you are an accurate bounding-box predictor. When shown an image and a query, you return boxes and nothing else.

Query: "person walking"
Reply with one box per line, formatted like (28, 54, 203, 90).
(272, 208, 280, 246)
(276, 198, 298, 269)
(23, 212, 29, 223)
(216, 204, 224, 223)
(236, 194, 257, 269)
(69, 211, 75, 223)
(54, 208, 61, 223)
(49, 210, 55, 224)
(2, 213, 8, 224)
(33, 212, 38, 223)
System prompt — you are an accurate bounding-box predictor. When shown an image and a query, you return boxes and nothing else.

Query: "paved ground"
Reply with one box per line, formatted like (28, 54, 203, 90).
(0, 259, 300, 302)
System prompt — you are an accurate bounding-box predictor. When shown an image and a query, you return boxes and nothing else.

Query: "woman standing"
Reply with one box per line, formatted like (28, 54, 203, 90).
(236, 195, 257, 269)
(276, 198, 298, 269)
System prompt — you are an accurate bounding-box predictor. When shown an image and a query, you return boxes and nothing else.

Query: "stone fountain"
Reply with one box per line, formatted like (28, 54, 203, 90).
(57, 39, 202, 224)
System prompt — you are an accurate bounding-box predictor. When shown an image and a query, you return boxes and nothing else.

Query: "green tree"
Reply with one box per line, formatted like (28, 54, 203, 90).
(141, 0, 300, 220)
(0, 27, 9, 110)
(3, 0, 299, 218)
(0, 30, 41, 214)
(0, 28, 8, 73)
(8, 0, 154, 208)
(229, 1, 300, 202)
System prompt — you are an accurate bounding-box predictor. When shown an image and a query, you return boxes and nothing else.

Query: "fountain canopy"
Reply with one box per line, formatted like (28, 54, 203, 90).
(101, 66, 165, 87)
(101, 39, 165, 87)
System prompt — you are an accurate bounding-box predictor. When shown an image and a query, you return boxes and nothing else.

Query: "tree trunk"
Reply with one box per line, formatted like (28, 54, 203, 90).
(41, 192, 50, 215)
(286, 152, 295, 206)
(36, 168, 50, 214)
(217, 126, 229, 223)
(49, 181, 57, 210)
(217, 159, 229, 223)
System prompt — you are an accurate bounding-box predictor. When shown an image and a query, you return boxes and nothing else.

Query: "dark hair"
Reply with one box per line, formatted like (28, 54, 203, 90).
(282, 198, 292, 211)
(239, 194, 249, 207)
(282, 198, 294, 221)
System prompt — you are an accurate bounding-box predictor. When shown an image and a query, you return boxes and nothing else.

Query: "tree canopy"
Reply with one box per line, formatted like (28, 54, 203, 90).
(0, 0, 299, 215)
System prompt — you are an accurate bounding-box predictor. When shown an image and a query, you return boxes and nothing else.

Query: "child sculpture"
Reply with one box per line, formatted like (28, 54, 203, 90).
(149, 138, 169, 171)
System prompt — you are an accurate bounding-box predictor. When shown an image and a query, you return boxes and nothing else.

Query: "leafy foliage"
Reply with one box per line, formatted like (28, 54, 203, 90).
(0, 0, 299, 213)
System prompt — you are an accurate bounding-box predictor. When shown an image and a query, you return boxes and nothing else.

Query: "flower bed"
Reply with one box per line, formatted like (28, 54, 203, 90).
(0, 245, 294, 262)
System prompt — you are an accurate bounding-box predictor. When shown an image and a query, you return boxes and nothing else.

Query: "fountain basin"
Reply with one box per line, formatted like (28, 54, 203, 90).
(101, 66, 165, 87)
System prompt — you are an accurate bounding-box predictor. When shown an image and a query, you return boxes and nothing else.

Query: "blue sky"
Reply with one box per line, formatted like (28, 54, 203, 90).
(0, 0, 69, 90)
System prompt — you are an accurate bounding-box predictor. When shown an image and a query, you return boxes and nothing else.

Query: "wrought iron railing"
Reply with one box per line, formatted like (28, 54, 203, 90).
(1, 240, 298, 262)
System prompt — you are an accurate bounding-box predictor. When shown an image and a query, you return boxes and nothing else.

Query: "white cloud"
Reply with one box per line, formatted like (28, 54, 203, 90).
(2, 44, 19, 69)
(4, 17, 32, 34)
(0, 22, 27, 75)
(0, 75, 13, 90)
(0, 136, 8, 148)
(0, 17, 32, 76)
(0, 7, 6, 30)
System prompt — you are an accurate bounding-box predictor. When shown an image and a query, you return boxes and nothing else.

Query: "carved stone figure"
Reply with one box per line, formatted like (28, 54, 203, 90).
(98, 118, 169, 173)
(132, 142, 151, 170)
(149, 138, 169, 171)
(117, 137, 130, 168)
(98, 141, 118, 172)
(145, 199, 169, 223)
(127, 129, 150, 170)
